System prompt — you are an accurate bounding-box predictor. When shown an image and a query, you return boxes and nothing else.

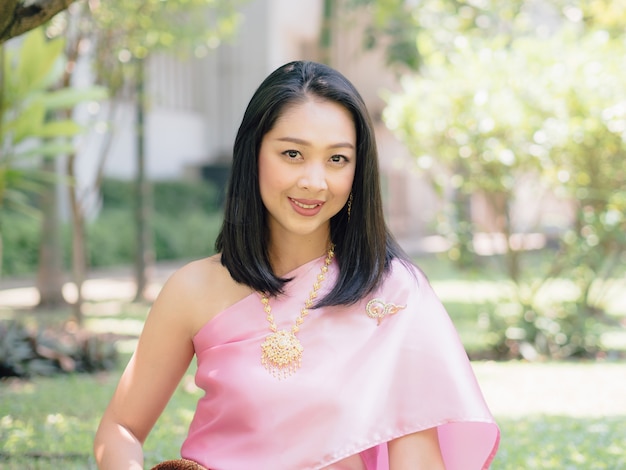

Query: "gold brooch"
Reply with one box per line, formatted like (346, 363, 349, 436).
(366, 298, 406, 325)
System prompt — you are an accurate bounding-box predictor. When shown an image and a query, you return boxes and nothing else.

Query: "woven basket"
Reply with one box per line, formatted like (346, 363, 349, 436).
(150, 458, 208, 470)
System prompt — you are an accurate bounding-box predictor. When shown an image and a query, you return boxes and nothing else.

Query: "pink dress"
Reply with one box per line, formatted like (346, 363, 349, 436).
(181, 257, 500, 469)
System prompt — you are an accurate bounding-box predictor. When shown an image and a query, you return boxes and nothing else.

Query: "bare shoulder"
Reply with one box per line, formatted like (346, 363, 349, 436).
(159, 254, 254, 335)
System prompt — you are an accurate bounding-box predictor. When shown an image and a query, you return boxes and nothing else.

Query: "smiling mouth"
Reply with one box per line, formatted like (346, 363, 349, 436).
(290, 198, 321, 209)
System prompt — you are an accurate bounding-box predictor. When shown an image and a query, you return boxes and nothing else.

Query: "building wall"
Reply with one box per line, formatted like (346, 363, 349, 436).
(328, 3, 438, 238)
(97, 0, 323, 181)
(84, 0, 477, 240)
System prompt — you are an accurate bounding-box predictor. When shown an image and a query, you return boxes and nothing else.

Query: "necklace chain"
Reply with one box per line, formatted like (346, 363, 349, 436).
(260, 245, 335, 379)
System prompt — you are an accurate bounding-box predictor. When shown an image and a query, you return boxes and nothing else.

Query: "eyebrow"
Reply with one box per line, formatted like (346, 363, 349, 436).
(276, 136, 355, 150)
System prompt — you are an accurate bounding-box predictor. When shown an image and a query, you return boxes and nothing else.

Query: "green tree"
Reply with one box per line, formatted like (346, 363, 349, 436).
(348, 0, 532, 71)
(349, 0, 626, 71)
(0, 27, 105, 286)
(536, 31, 626, 320)
(46, 0, 243, 302)
(384, 21, 626, 358)
(385, 38, 545, 272)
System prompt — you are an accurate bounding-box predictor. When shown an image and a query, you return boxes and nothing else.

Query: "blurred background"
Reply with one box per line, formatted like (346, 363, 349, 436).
(0, 0, 625, 468)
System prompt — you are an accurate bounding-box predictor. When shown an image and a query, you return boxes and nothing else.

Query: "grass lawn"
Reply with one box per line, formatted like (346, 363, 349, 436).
(0, 353, 198, 469)
(2, 358, 625, 469)
(1, 253, 625, 469)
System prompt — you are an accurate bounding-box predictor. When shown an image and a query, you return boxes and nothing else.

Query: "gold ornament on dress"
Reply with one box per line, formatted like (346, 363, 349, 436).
(366, 298, 406, 325)
(260, 245, 335, 379)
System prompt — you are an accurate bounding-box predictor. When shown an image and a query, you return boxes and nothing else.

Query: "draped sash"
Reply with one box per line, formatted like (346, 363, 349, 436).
(181, 257, 500, 469)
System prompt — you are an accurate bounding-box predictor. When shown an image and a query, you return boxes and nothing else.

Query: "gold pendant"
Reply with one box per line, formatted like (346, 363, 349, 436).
(261, 330, 304, 378)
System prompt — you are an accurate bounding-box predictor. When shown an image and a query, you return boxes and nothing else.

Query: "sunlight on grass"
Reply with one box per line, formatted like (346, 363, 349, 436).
(474, 361, 626, 418)
(3, 359, 625, 469)
(2, 254, 625, 468)
(493, 416, 626, 469)
(85, 317, 145, 337)
(0, 356, 201, 469)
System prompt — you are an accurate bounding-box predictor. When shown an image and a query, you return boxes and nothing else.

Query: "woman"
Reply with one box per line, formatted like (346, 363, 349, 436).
(94, 61, 500, 469)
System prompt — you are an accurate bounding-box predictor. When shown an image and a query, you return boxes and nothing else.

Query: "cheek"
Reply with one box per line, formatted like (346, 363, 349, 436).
(335, 170, 355, 199)
(258, 153, 283, 200)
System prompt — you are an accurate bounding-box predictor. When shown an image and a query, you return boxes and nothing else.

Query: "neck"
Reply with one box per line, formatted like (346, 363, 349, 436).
(268, 235, 331, 277)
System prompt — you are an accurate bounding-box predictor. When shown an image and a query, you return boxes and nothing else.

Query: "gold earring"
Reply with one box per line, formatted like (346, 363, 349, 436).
(347, 193, 353, 221)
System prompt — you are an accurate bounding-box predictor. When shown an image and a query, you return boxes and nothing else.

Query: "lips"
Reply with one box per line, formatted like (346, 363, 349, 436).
(291, 199, 320, 209)
(289, 197, 324, 216)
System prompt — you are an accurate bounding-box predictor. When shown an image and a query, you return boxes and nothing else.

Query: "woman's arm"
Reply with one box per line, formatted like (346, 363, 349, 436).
(94, 265, 201, 469)
(388, 427, 446, 470)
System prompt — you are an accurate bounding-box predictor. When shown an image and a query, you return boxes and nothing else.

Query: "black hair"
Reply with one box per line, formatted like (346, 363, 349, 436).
(215, 60, 410, 306)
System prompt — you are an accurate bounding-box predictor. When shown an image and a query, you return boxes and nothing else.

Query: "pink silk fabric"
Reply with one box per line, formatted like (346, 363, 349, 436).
(180, 257, 500, 469)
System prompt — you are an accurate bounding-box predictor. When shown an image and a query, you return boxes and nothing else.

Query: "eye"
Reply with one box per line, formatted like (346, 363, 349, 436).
(283, 149, 301, 159)
(329, 154, 348, 164)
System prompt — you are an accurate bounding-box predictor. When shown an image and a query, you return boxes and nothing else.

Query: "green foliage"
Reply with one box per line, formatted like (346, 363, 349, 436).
(575, 0, 626, 37)
(1, 28, 68, 215)
(48, 0, 245, 96)
(350, 0, 626, 72)
(89, 0, 243, 59)
(84, 207, 221, 268)
(95, 178, 222, 264)
(0, 179, 222, 275)
(534, 32, 626, 311)
(350, 0, 424, 70)
(0, 212, 41, 275)
(0, 27, 107, 228)
(385, 25, 626, 358)
(349, 0, 547, 71)
(99, 178, 135, 209)
(384, 33, 559, 195)
(384, 33, 546, 269)
(152, 180, 221, 216)
(100, 178, 221, 216)
(83, 209, 136, 268)
(87, 178, 221, 266)
(0, 26, 107, 278)
(153, 211, 221, 261)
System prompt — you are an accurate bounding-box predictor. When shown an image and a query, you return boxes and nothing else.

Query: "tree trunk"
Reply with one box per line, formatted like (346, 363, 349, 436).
(62, 4, 86, 323)
(36, 156, 67, 309)
(67, 152, 85, 323)
(133, 58, 153, 302)
(319, 0, 334, 65)
(0, 0, 78, 44)
(0, 45, 4, 277)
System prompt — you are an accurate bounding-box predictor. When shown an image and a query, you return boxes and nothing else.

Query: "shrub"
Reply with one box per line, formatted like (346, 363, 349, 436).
(1, 179, 223, 275)
(152, 211, 221, 261)
(101, 178, 221, 216)
(85, 209, 136, 268)
(0, 213, 42, 275)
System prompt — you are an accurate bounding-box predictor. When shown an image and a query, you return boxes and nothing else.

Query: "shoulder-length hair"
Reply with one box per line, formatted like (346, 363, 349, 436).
(215, 60, 409, 306)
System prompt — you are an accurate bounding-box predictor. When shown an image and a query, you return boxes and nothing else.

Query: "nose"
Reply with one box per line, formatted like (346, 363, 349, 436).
(297, 162, 328, 192)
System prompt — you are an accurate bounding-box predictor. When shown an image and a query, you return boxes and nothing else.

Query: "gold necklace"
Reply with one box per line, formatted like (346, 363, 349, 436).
(260, 245, 335, 379)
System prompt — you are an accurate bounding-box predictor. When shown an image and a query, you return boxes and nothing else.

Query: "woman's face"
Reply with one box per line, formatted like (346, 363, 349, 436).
(258, 97, 356, 245)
